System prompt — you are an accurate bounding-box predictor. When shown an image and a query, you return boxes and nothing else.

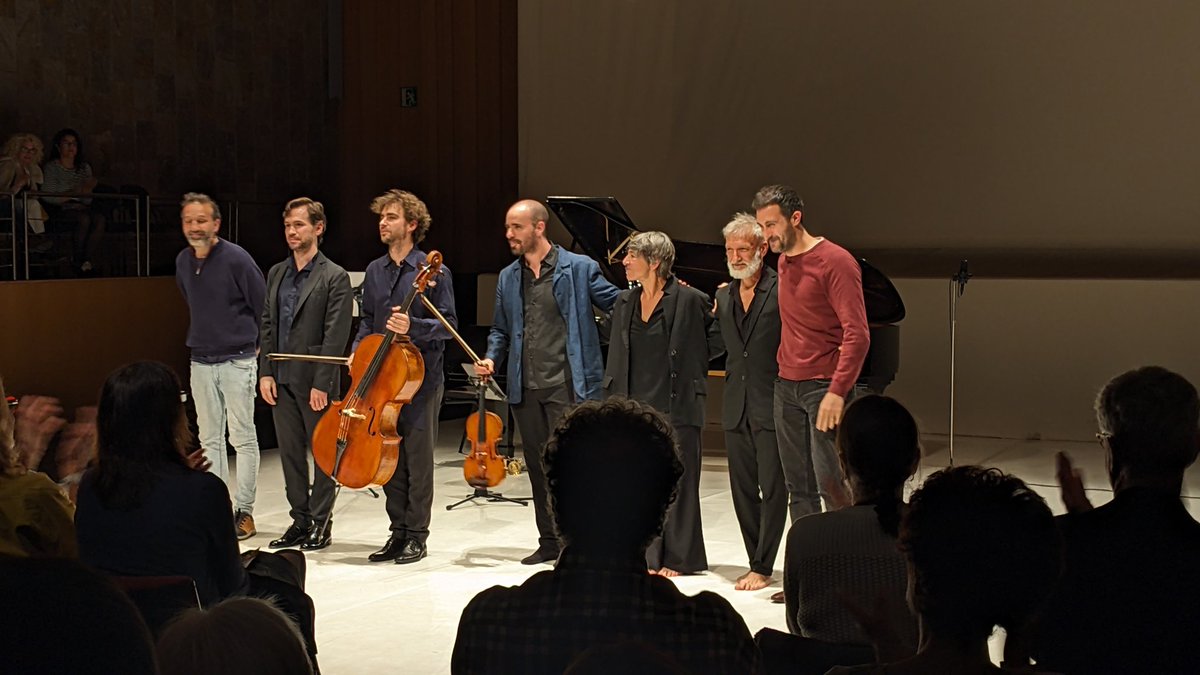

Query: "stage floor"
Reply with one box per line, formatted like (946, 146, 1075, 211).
(234, 424, 1200, 674)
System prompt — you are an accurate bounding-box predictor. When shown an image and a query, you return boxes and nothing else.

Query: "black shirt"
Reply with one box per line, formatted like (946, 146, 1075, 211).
(629, 303, 671, 415)
(521, 246, 568, 390)
(276, 255, 316, 383)
(730, 282, 761, 344)
(75, 463, 250, 607)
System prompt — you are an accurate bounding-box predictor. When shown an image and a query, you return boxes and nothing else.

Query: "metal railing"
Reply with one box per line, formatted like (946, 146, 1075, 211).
(2, 192, 278, 281)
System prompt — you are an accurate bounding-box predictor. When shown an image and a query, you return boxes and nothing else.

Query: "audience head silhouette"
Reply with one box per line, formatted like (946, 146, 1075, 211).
(901, 466, 1060, 643)
(94, 360, 191, 510)
(156, 596, 312, 675)
(1095, 365, 1200, 490)
(0, 556, 157, 674)
(545, 397, 682, 554)
(836, 394, 920, 536)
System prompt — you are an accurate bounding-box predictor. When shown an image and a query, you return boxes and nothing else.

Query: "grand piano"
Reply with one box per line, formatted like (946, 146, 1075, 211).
(547, 196, 904, 393)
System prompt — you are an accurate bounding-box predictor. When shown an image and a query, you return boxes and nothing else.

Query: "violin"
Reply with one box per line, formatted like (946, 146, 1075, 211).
(309, 251, 443, 493)
(463, 380, 506, 488)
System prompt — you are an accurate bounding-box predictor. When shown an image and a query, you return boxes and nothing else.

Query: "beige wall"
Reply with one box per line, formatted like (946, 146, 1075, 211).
(518, 1, 1200, 260)
(887, 278, 1200, 441)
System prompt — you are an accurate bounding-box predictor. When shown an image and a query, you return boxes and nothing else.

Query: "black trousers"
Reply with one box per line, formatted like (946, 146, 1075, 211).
(646, 424, 707, 573)
(273, 383, 336, 529)
(383, 385, 442, 544)
(725, 414, 787, 576)
(510, 384, 573, 552)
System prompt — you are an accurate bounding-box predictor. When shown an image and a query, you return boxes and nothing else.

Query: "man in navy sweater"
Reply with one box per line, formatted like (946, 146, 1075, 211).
(355, 189, 457, 565)
(175, 192, 267, 540)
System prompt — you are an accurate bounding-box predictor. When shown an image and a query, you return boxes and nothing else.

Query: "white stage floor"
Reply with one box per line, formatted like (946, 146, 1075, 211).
(234, 423, 1200, 674)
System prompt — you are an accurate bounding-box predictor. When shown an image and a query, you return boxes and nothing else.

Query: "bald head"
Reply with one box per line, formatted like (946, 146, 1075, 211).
(505, 199, 551, 257)
(508, 199, 549, 224)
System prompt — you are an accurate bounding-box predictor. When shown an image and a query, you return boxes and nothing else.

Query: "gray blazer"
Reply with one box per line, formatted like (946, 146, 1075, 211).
(258, 251, 354, 394)
(715, 267, 781, 431)
(603, 276, 724, 427)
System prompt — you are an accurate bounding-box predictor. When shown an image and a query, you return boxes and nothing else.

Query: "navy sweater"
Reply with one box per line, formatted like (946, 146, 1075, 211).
(175, 238, 267, 361)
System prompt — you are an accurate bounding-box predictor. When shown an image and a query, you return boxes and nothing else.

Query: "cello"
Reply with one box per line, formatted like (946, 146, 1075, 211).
(271, 251, 443, 541)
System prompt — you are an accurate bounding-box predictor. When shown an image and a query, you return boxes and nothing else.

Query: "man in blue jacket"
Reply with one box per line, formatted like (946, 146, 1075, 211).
(476, 199, 620, 565)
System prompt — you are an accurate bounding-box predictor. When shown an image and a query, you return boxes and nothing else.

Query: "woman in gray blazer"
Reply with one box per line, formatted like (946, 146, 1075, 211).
(603, 231, 723, 575)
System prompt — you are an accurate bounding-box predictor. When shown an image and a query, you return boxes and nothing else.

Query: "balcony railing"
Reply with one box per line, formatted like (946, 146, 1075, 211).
(1, 192, 278, 281)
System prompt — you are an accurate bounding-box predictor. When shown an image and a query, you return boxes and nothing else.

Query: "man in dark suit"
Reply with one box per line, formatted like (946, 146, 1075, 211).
(714, 213, 786, 592)
(258, 197, 354, 550)
(604, 231, 724, 575)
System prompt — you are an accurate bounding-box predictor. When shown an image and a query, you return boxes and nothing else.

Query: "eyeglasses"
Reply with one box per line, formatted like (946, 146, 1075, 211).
(1095, 431, 1113, 443)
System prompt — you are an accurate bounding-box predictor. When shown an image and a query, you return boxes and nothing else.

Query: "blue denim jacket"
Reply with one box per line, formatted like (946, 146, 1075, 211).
(486, 246, 619, 405)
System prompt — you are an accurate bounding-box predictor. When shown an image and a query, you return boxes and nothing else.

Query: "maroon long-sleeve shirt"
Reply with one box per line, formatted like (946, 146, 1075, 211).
(776, 238, 870, 398)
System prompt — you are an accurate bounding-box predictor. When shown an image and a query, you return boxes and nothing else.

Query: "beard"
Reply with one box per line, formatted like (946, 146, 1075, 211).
(727, 251, 763, 280)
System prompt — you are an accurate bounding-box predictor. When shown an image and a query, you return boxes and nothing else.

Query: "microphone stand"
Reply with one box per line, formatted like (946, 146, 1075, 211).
(948, 260, 972, 466)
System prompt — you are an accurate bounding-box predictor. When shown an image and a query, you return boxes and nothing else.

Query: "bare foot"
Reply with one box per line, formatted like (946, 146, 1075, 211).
(735, 571, 772, 591)
(648, 568, 659, 575)
(657, 567, 681, 578)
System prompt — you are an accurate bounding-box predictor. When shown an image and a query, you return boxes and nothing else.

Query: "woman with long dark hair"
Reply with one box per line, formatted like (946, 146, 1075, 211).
(75, 361, 318, 665)
(76, 361, 248, 603)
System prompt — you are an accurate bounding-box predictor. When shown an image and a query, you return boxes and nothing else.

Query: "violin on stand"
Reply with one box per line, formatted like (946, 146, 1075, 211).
(413, 295, 530, 510)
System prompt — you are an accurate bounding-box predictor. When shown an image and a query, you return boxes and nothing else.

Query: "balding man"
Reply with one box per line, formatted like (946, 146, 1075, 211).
(476, 199, 621, 565)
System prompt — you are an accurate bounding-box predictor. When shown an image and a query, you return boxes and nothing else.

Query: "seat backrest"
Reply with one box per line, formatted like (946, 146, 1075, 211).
(110, 575, 201, 638)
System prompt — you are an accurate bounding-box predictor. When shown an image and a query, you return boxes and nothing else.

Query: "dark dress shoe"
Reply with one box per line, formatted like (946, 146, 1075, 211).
(269, 523, 310, 549)
(300, 524, 332, 551)
(395, 538, 427, 564)
(770, 591, 786, 604)
(521, 548, 559, 565)
(368, 535, 406, 563)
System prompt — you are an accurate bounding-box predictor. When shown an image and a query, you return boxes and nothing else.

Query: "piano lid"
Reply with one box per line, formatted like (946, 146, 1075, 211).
(548, 196, 905, 325)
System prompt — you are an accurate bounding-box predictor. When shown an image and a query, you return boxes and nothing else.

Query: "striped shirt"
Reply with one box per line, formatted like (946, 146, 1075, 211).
(40, 160, 93, 205)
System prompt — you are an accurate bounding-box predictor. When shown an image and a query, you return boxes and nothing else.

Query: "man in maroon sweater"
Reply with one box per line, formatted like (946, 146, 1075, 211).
(752, 185, 869, 522)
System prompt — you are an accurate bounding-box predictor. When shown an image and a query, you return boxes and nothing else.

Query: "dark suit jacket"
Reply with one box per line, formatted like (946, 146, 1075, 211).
(603, 276, 724, 428)
(258, 250, 354, 394)
(715, 267, 781, 431)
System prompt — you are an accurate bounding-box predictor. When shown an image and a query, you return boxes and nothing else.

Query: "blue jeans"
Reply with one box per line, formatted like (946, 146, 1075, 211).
(773, 378, 858, 522)
(190, 357, 260, 514)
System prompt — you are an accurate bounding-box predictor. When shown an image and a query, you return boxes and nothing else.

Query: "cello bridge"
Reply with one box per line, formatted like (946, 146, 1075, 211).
(341, 408, 366, 420)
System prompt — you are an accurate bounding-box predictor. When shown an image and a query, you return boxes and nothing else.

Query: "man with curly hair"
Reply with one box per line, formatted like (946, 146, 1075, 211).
(355, 189, 458, 565)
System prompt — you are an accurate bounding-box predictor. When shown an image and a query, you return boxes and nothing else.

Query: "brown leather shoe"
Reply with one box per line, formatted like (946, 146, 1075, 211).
(235, 511, 257, 541)
(770, 590, 785, 604)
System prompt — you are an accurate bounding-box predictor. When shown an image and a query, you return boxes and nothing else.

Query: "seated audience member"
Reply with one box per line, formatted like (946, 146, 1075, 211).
(762, 395, 920, 674)
(0, 376, 76, 557)
(829, 466, 1061, 675)
(0, 132, 50, 244)
(452, 397, 760, 674)
(1030, 366, 1200, 674)
(41, 127, 106, 273)
(73, 361, 318, 664)
(0, 555, 157, 674)
(564, 641, 690, 675)
(156, 596, 313, 675)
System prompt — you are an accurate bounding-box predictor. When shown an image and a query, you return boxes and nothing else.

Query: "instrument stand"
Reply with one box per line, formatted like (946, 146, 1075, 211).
(446, 487, 530, 511)
(947, 260, 972, 467)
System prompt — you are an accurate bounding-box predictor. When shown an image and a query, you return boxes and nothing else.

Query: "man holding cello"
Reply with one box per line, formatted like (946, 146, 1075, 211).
(355, 189, 457, 564)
